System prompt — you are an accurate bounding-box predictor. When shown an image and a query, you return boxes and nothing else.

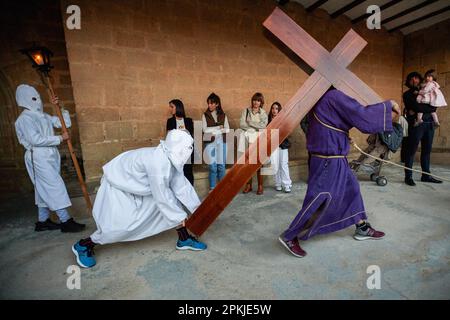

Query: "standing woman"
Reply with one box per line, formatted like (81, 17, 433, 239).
(268, 102, 292, 193)
(166, 99, 194, 185)
(239, 92, 268, 195)
(202, 93, 230, 191)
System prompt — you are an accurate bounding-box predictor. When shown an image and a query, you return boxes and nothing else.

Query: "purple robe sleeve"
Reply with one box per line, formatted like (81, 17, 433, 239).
(331, 90, 393, 134)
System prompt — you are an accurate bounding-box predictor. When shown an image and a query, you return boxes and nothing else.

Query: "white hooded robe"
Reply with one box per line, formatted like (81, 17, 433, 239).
(90, 130, 201, 245)
(14, 84, 72, 211)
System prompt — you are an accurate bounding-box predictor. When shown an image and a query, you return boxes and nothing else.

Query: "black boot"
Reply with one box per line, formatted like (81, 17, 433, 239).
(61, 218, 86, 233)
(35, 219, 61, 232)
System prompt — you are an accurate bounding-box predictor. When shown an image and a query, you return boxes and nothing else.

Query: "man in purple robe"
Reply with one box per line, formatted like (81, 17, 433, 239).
(279, 89, 400, 257)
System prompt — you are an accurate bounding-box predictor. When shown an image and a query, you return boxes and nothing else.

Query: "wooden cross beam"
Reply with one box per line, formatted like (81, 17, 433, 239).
(186, 7, 383, 236)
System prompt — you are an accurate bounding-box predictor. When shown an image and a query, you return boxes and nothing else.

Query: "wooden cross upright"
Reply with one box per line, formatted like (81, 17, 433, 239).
(186, 7, 384, 236)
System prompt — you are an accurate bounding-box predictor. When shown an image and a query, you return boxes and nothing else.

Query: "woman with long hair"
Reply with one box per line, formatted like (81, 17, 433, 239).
(202, 93, 230, 191)
(166, 99, 194, 185)
(268, 102, 292, 193)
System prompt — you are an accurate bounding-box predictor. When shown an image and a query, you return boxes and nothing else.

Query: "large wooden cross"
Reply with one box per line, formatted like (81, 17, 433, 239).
(186, 7, 384, 236)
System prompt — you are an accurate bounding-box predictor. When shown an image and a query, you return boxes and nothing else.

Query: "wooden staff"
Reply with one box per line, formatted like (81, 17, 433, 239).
(39, 72, 93, 211)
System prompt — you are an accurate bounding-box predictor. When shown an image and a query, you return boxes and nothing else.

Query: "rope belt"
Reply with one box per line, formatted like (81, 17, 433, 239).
(312, 112, 449, 182)
(311, 154, 346, 159)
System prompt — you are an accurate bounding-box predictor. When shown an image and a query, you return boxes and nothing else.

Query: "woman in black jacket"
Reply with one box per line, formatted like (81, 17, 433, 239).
(268, 102, 292, 193)
(166, 99, 194, 185)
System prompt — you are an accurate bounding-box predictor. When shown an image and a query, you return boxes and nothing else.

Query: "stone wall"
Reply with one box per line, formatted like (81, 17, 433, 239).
(0, 0, 81, 194)
(403, 19, 450, 164)
(61, 0, 404, 182)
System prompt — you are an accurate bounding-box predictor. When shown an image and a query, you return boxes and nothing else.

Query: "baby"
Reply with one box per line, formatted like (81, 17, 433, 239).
(416, 69, 447, 127)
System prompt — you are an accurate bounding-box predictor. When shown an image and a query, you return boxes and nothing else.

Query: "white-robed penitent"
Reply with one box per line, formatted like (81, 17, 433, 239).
(90, 130, 201, 245)
(15, 84, 72, 211)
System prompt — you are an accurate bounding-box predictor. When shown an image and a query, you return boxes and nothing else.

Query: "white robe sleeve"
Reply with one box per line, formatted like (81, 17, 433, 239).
(16, 115, 61, 148)
(146, 172, 188, 225)
(170, 170, 201, 214)
(50, 110, 72, 129)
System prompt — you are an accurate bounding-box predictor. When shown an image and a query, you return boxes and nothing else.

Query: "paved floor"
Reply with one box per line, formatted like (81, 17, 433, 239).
(0, 165, 449, 299)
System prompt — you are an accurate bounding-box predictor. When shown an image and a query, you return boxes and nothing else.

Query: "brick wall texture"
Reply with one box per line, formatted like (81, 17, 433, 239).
(61, 0, 406, 182)
(403, 19, 450, 154)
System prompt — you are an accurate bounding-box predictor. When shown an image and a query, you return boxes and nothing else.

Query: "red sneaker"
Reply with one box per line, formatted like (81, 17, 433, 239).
(278, 236, 307, 258)
(354, 223, 385, 241)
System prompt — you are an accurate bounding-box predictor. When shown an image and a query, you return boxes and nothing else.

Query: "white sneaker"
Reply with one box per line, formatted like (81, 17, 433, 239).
(284, 186, 291, 193)
(275, 186, 282, 191)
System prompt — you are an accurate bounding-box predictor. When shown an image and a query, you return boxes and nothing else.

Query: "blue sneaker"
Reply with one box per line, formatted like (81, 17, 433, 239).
(176, 236, 207, 251)
(72, 241, 96, 268)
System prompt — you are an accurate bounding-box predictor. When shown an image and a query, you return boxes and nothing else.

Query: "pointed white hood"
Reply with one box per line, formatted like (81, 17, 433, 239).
(16, 84, 43, 113)
(160, 129, 193, 173)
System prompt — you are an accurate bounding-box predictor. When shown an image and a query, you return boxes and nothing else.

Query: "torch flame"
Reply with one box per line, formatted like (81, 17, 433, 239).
(33, 54, 43, 65)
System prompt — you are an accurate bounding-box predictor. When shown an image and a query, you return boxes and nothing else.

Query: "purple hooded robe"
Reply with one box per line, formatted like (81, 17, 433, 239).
(283, 89, 393, 241)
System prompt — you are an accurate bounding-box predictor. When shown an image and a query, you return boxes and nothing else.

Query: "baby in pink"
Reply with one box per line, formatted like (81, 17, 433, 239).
(416, 69, 447, 127)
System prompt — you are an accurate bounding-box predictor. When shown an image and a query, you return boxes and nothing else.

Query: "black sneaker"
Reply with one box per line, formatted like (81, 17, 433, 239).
(405, 178, 416, 186)
(61, 218, 86, 233)
(35, 219, 61, 232)
(421, 176, 442, 184)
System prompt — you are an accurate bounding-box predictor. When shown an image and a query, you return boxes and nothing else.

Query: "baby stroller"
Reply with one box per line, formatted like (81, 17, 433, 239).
(350, 123, 404, 186)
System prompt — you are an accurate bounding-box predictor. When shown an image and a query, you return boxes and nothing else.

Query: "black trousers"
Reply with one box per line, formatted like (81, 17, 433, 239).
(404, 121, 435, 179)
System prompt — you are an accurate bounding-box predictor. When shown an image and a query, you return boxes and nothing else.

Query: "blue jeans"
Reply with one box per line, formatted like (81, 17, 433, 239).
(207, 141, 227, 189)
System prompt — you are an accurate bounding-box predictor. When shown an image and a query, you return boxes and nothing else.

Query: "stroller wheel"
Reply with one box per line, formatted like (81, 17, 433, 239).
(370, 173, 378, 182)
(376, 176, 388, 186)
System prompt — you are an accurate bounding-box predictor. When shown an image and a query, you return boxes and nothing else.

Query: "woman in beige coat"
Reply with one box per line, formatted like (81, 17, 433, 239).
(239, 92, 268, 195)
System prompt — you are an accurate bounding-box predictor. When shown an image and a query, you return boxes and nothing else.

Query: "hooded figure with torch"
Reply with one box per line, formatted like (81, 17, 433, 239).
(15, 84, 86, 232)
